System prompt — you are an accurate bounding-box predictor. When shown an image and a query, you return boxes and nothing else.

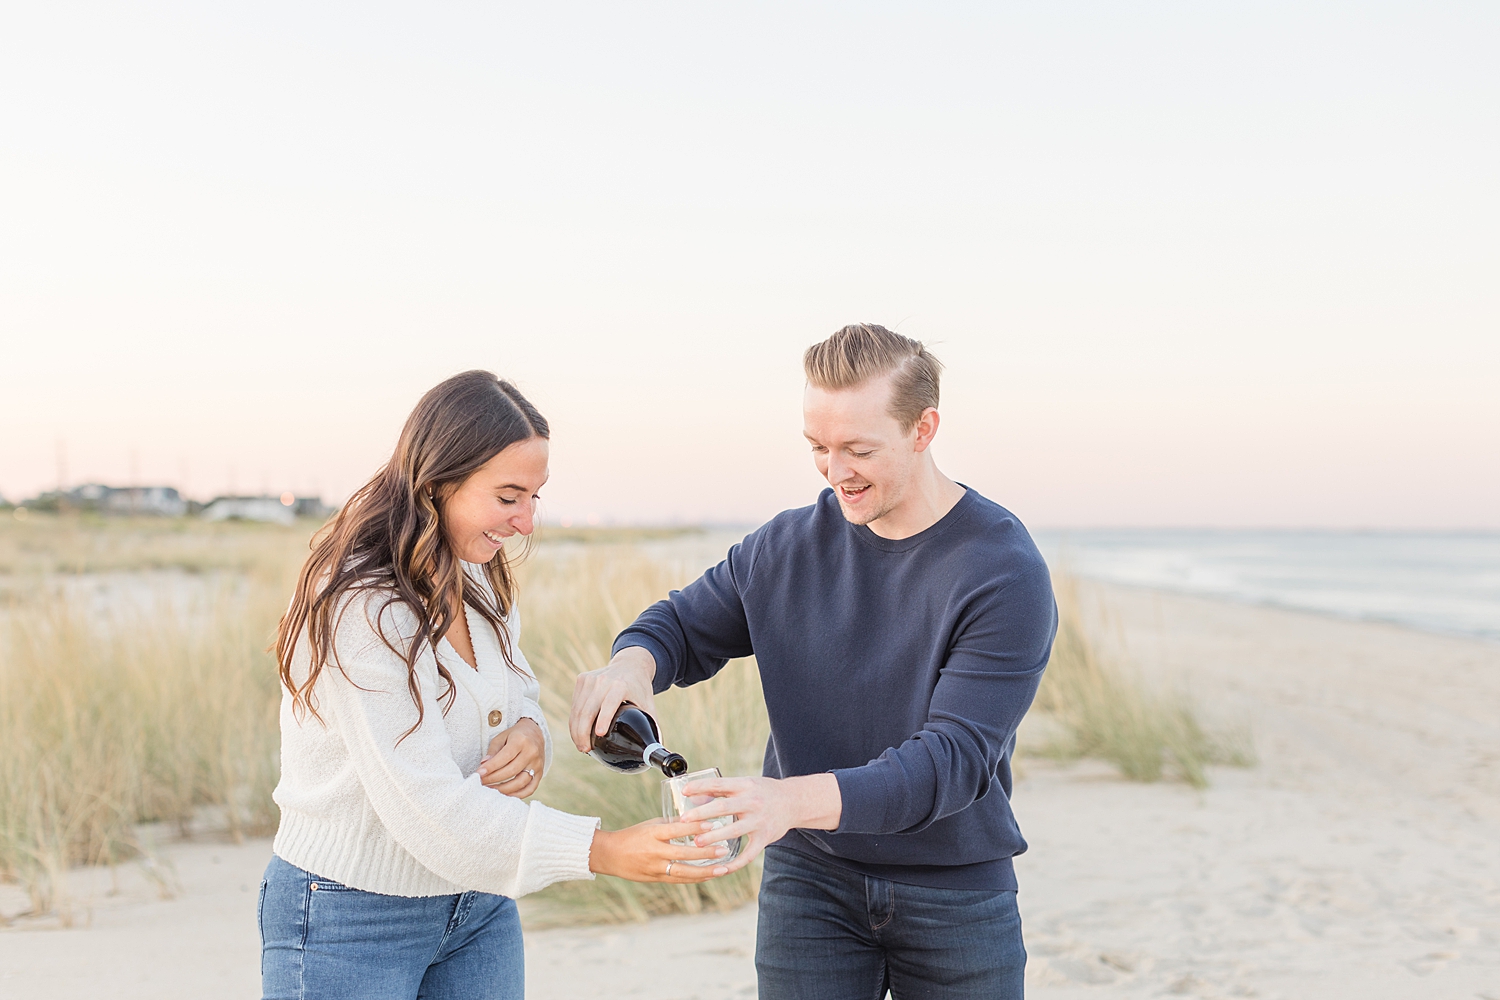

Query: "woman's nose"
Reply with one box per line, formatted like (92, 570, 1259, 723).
(512, 499, 537, 535)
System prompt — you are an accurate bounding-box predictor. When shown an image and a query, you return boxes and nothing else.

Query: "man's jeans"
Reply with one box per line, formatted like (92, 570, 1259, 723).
(756, 845, 1026, 1000)
(259, 855, 523, 1000)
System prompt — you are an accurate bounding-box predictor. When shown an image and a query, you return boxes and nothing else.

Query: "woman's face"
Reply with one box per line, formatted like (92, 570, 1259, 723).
(439, 436, 549, 563)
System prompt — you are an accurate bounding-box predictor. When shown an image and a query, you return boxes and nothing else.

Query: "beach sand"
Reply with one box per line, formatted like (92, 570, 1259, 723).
(2, 583, 1496, 999)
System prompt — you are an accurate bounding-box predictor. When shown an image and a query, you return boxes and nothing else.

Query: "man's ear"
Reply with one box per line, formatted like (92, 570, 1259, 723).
(912, 408, 940, 453)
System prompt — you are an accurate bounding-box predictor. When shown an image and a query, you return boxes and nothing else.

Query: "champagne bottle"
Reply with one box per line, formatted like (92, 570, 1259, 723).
(590, 703, 688, 777)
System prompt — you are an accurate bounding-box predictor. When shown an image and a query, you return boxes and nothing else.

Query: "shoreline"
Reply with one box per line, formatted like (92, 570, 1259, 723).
(1070, 573, 1500, 648)
(3, 582, 1497, 999)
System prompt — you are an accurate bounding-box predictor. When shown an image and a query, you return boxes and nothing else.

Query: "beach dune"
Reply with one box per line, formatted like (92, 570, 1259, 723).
(1, 583, 1496, 999)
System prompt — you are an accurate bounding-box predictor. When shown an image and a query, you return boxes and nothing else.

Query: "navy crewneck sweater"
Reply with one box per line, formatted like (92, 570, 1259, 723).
(613, 487, 1057, 890)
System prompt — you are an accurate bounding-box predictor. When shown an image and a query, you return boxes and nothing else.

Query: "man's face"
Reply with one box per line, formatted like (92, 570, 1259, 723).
(803, 375, 922, 526)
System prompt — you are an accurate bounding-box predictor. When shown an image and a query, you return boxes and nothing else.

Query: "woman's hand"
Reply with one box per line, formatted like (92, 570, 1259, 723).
(589, 819, 731, 883)
(477, 718, 545, 798)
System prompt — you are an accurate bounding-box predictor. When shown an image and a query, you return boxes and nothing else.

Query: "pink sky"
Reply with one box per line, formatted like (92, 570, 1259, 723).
(3, 4, 1496, 528)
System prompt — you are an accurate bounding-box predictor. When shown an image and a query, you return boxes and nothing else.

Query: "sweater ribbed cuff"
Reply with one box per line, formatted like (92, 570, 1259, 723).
(831, 766, 893, 835)
(611, 633, 676, 694)
(516, 801, 601, 896)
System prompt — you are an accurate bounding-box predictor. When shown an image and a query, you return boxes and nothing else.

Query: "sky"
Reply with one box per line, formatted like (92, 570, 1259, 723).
(2, 2, 1496, 528)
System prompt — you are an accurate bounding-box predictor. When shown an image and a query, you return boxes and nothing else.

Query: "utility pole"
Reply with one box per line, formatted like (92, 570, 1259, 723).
(54, 438, 69, 512)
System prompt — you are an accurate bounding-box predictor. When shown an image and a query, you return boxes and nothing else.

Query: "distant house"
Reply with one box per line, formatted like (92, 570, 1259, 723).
(104, 486, 188, 517)
(29, 484, 188, 516)
(202, 496, 297, 526)
(292, 496, 336, 520)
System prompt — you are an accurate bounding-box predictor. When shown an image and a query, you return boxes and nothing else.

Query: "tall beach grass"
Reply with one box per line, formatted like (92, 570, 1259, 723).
(0, 556, 290, 921)
(1030, 575, 1256, 786)
(0, 515, 1250, 925)
(514, 543, 769, 924)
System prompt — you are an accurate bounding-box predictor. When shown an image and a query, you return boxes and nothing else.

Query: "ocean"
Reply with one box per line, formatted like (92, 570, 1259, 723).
(1033, 529, 1500, 643)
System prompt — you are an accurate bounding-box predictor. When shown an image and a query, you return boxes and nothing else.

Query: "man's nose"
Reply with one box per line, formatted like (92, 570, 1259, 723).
(825, 454, 851, 484)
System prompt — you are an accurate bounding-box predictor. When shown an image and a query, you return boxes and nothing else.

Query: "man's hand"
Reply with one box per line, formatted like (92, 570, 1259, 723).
(477, 718, 545, 798)
(568, 645, 658, 753)
(677, 773, 842, 874)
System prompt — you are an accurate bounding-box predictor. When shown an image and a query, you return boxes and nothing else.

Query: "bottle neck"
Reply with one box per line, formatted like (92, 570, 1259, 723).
(641, 742, 666, 766)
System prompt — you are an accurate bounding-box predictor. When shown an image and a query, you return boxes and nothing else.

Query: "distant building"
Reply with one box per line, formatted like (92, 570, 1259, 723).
(202, 496, 297, 526)
(104, 486, 188, 517)
(293, 496, 337, 520)
(201, 494, 334, 525)
(27, 484, 187, 516)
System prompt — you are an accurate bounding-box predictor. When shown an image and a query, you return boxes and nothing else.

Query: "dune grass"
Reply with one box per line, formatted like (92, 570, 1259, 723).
(0, 587, 285, 921)
(513, 544, 769, 925)
(0, 517, 754, 925)
(0, 514, 1249, 925)
(1029, 576, 1256, 787)
(0, 510, 316, 577)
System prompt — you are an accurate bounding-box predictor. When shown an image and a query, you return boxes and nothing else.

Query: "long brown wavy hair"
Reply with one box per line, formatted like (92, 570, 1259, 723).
(275, 370, 548, 737)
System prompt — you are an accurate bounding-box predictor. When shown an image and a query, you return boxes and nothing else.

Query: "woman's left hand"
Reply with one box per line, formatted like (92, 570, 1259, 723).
(477, 718, 545, 798)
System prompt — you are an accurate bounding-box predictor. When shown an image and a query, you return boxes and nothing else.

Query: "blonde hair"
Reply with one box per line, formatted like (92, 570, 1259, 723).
(803, 323, 943, 429)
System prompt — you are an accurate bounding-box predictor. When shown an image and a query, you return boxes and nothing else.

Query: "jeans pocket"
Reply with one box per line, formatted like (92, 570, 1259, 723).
(257, 880, 269, 939)
(306, 869, 360, 893)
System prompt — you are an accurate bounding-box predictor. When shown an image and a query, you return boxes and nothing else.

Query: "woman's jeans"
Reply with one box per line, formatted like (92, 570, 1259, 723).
(259, 855, 523, 1000)
(756, 845, 1026, 1000)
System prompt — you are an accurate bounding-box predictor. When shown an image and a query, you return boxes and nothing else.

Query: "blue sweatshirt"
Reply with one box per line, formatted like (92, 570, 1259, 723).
(613, 487, 1057, 890)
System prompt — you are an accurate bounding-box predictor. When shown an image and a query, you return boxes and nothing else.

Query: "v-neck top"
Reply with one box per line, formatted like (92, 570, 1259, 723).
(271, 563, 599, 898)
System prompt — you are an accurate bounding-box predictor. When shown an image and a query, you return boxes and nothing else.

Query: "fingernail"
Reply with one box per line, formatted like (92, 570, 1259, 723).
(713, 867, 728, 875)
(715, 846, 728, 857)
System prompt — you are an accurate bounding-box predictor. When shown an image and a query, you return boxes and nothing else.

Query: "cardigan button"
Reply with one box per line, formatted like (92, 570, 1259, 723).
(488, 710, 503, 727)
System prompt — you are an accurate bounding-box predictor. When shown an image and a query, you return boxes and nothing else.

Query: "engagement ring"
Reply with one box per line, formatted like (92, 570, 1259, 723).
(665, 861, 674, 876)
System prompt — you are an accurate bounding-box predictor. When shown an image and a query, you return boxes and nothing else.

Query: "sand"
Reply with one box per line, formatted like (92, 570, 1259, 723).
(2, 583, 1497, 999)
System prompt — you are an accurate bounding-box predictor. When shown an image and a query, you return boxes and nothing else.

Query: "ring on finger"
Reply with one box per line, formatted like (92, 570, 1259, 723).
(665, 861, 674, 877)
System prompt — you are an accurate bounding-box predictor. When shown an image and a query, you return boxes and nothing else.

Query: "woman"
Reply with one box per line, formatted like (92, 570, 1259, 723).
(260, 371, 726, 1000)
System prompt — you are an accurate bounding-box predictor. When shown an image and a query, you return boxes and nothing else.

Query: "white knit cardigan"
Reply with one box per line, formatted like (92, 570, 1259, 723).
(271, 566, 599, 898)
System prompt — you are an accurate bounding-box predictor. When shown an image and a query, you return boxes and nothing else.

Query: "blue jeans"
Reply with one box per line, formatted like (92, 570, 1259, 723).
(258, 855, 523, 1000)
(756, 846, 1026, 1000)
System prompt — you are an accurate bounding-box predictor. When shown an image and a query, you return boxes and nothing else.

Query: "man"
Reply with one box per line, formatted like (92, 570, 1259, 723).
(569, 324, 1056, 999)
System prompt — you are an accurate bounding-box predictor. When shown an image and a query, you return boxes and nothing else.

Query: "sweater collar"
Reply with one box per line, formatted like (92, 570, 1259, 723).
(845, 486, 977, 553)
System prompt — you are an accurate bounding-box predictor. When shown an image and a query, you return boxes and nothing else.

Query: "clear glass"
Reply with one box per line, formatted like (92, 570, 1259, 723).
(660, 767, 744, 866)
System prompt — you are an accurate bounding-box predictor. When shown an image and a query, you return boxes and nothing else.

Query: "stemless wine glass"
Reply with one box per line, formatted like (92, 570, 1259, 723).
(660, 767, 744, 866)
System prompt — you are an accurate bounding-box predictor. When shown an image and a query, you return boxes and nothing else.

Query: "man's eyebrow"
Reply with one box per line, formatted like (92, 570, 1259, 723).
(802, 433, 879, 447)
